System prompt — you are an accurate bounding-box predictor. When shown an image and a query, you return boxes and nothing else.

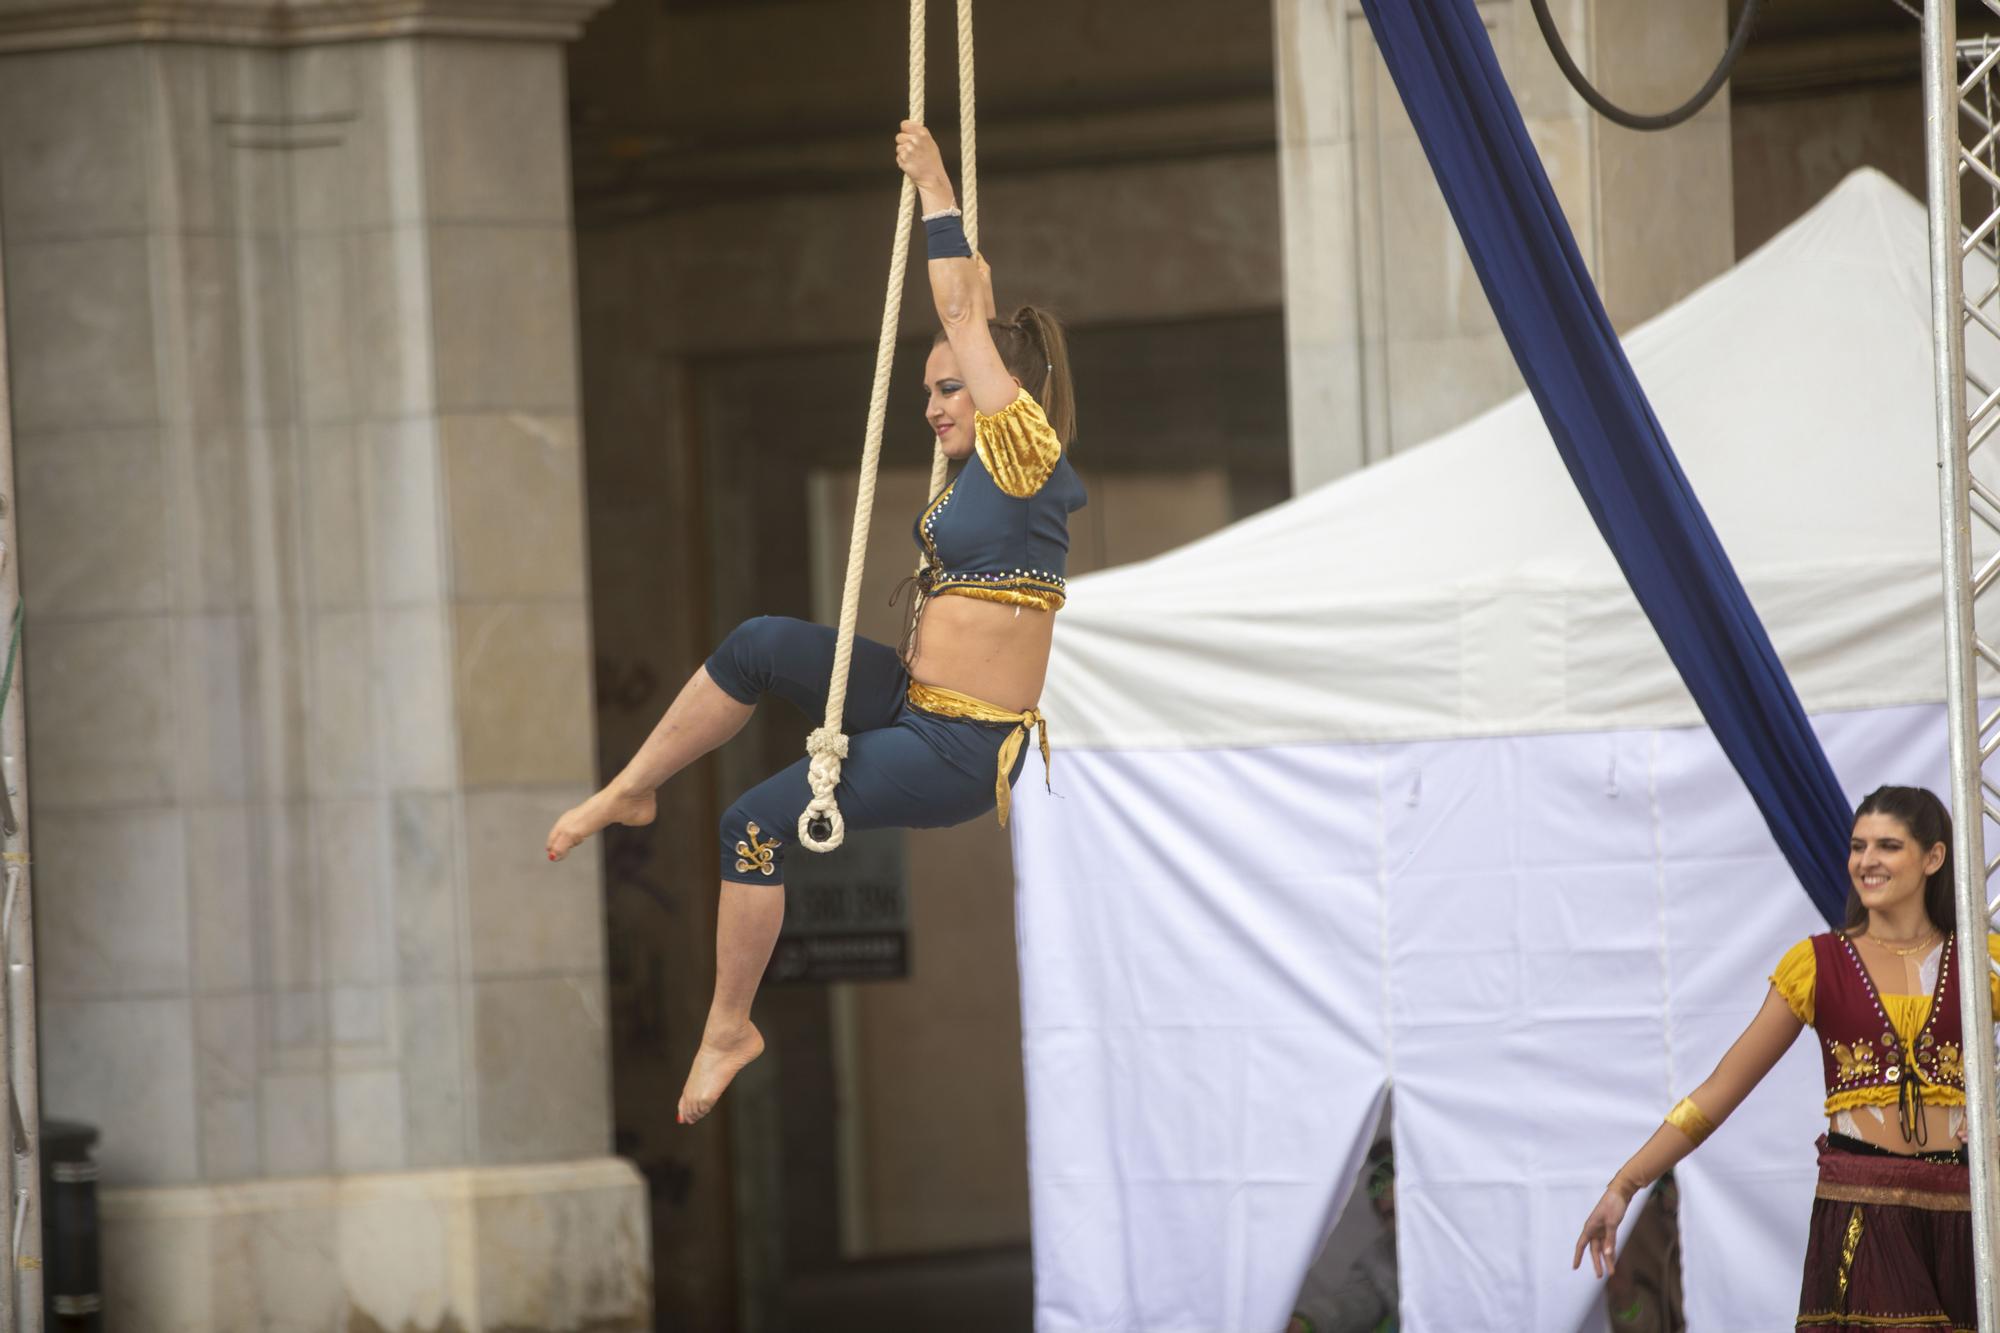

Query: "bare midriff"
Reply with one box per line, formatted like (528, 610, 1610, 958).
(906, 595, 1056, 714)
(1826, 1104, 1963, 1155)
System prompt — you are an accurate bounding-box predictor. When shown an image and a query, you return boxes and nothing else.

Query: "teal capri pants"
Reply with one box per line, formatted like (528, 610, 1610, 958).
(704, 617, 1028, 884)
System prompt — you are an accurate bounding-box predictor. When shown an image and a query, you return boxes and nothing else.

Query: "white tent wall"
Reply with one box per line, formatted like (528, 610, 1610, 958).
(1015, 705, 1958, 1332)
(1010, 170, 2000, 1332)
(1016, 744, 1392, 1328)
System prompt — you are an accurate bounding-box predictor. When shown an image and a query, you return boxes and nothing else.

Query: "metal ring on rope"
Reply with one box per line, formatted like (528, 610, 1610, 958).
(1527, 0, 1763, 132)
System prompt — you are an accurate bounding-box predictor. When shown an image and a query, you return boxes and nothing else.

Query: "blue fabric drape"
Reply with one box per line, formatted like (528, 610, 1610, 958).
(1358, 0, 1850, 924)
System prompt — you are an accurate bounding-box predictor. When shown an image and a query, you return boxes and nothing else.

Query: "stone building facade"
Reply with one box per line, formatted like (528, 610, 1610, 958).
(0, 0, 645, 1327)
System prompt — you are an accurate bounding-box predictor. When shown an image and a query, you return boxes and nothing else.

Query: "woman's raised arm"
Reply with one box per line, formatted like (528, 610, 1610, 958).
(895, 120, 1017, 414)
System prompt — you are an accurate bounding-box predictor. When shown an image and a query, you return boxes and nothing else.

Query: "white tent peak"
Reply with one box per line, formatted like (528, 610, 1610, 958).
(1046, 168, 1951, 750)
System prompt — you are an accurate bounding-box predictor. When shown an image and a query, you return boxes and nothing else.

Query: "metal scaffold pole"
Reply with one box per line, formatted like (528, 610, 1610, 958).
(0, 207, 43, 1330)
(1924, 2, 2000, 1327)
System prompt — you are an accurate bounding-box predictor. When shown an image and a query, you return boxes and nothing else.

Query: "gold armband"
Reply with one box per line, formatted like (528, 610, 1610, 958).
(1665, 1096, 1714, 1146)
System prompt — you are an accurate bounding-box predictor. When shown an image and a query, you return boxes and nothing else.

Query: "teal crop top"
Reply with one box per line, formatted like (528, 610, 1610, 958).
(912, 389, 1087, 611)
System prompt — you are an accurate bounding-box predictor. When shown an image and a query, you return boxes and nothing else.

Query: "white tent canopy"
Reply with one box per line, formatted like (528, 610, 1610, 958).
(1010, 170, 1981, 1332)
(1045, 167, 1954, 752)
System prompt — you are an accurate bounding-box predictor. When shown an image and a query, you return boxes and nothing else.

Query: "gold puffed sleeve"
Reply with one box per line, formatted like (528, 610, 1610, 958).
(1989, 934, 2000, 1018)
(1770, 937, 1816, 1026)
(974, 389, 1063, 498)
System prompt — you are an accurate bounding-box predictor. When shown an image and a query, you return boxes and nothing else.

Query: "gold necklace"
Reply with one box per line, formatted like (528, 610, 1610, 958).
(1863, 929, 1940, 957)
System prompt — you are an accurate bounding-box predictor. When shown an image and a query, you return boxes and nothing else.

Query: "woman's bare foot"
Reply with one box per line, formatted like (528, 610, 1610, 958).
(676, 1020, 764, 1125)
(546, 784, 657, 861)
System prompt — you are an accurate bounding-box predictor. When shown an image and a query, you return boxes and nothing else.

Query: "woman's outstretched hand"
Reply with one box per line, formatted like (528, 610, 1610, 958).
(896, 120, 951, 197)
(1572, 1186, 1631, 1279)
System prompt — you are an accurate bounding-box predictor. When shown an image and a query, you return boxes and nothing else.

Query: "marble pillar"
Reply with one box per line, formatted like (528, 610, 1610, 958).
(1274, 0, 1735, 491)
(0, 0, 647, 1326)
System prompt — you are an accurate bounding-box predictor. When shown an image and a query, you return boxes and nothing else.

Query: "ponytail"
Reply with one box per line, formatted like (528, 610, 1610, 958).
(1007, 305, 1077, 447)
(959, 305, 1075, 447)
(933, 305, 1080, 447)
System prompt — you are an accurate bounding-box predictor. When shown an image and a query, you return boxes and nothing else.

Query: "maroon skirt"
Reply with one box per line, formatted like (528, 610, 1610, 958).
(1796, 1134, 1974, 1331)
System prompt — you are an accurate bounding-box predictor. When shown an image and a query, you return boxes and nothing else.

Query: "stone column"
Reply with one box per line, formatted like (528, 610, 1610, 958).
(0, 1, 647, 1327)
(1275, 0, 1734, 492)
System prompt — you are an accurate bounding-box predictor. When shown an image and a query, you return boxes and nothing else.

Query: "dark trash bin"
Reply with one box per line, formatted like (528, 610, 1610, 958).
(41, 1119, 100, 1331)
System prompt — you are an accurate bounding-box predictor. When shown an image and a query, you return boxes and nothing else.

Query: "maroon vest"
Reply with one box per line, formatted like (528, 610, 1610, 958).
(1811, 931, 1967, 1105)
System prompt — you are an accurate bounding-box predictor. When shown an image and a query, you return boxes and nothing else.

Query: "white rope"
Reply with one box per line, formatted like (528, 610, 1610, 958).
(904, 0, 976, 637)
(805, 0, 978, 851)
(956, 0, 979, 256)
(925, 0, 977, 503)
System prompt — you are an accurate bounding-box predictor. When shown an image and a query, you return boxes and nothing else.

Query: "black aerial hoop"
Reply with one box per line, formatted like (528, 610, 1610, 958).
(1527, 0, 1765, 133)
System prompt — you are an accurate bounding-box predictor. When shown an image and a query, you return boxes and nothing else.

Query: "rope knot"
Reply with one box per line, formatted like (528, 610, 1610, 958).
(799, 727, 852, 850)
(805, 727, 850, 761)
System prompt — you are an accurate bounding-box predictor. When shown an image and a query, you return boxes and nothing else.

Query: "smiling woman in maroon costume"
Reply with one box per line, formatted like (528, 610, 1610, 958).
(1574, 786, 2000, 1331)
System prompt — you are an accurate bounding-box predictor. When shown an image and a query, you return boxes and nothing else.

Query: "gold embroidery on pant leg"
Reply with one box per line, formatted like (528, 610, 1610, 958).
(733, 821, 779, 877)
(1836, 1204, 1864, 1312)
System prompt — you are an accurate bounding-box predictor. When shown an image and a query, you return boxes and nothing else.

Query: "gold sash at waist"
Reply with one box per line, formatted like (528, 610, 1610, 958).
(906, 680, 1051, 827)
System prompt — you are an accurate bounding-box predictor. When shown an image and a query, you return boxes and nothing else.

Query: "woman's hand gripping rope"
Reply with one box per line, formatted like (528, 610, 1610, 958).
(896, 120, 953, 202)
(898, 120, 995, 320)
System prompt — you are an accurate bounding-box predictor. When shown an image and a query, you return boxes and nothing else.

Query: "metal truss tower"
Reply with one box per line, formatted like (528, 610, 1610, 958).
(1923, 3, 2000, 1326)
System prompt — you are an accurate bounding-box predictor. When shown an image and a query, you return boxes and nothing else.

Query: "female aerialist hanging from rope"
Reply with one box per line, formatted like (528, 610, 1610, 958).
(1574, 786, 2000, 1329)
(543, 120, 1085, 1126)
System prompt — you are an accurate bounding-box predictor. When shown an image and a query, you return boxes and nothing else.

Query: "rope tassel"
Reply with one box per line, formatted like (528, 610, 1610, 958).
(800, 726, 851, 849)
